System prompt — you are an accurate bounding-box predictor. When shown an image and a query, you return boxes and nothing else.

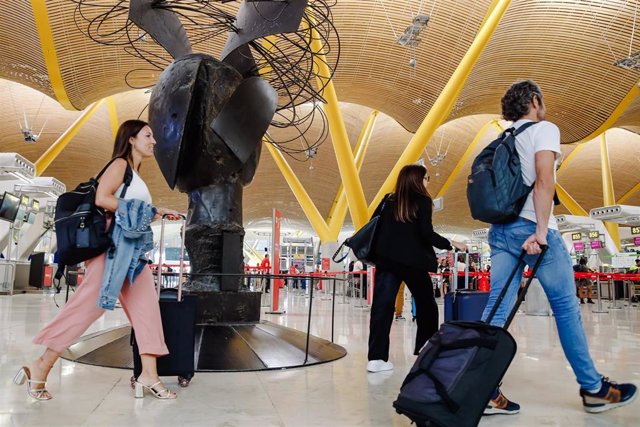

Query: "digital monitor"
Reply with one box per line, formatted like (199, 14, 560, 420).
(32, 199, 40, 212)
(0, 192, 21, 222)
(571, 232, 582, 241)
(25, 212, 36, 224)
(20, 195, 29, 206)
(588, 231, 600, 240)
(632, 226, 640, 235)
(15, 206, 26, 224)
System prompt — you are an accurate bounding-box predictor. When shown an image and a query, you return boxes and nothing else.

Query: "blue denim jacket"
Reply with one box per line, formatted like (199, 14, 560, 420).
(98, 199, 156, 310)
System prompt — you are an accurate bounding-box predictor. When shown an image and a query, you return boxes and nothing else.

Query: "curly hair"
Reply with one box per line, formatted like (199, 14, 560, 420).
(501, 80, 543, 121)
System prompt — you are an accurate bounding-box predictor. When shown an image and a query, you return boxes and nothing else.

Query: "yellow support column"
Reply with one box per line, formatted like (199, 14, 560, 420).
(368, 0, 512, 216)
(555, 183, 589, 217)
(265, 143, 331, 242)
(35, 100, 105, 176)
(105, 97, 119, 140)
(435, 119, 502, 199)
(31, 0, 76, 110)
(600, 132, 621, 250)
(309, 26, 369, 229)
(326, 111, 379, 240)
(618, 181, 640, 204)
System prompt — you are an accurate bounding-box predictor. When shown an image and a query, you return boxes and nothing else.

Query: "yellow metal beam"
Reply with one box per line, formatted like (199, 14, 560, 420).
(106, 97, 119, 140)
(599, 132, 621, 250)
(35, 100, 105, 176)
(572, 81, 640, 144)
(557, 142, 588, 174)
(435, 119, 501, 199)
(309, 25, 369, 229)
(617, 181, 640, 204)
(367, 0, 512, 216)
(555, 183, 589, 217)
(327, 111, 379, 240)
(265, 143, 331, 242)
(30, 0, 76, 111)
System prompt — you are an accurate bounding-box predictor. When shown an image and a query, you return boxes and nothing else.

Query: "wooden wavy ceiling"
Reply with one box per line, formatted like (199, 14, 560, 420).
(1, 1, 639, 234)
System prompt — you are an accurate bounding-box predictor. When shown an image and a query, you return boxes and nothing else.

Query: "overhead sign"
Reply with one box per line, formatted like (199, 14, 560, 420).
(574, 242, 585, 251)
(588, 231, 600, 240)
(471, 246, 478, 252)
(632, 226, 640, 235)
(571, 233, 582, 241)
(590, 240, 603, 249)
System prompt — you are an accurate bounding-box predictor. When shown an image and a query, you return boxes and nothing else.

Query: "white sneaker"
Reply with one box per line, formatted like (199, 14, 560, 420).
(367, 360, 394, 373)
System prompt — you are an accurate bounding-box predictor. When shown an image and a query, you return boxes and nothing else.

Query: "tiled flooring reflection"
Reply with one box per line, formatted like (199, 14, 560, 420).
(1, 289, 638, 426)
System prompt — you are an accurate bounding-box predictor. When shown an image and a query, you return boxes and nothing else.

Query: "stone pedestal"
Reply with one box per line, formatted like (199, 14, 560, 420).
(192, 291, 262, 323)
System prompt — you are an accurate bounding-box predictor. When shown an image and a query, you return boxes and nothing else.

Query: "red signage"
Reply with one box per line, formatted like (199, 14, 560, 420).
(573, 242, 584, 251)
(321, 257, 330, 271)
(590, 240, 602, 249)
(634, 237, 640, 246)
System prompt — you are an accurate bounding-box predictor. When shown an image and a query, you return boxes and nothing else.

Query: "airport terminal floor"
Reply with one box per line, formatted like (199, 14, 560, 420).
(2, 289, 638, 427)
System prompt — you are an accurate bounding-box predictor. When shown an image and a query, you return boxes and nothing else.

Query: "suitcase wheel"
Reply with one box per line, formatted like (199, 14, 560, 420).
(178, 376, 191, 387)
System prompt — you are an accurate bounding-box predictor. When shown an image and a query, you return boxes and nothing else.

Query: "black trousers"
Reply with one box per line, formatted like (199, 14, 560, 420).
(368, 260, 438, 361)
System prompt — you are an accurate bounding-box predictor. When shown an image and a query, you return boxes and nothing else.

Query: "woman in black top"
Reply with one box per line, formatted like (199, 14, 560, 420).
(367, 164, 465, 373)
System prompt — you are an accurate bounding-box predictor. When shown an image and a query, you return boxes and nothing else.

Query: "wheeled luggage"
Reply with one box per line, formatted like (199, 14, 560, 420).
(443, 290, 489, 321)
(131, 214, 196, 387)
(444, 251, 489, 321)
(393, 247, 547, 427)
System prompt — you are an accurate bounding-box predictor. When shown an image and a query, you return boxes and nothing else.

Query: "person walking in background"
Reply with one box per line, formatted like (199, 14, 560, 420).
(480, 80, 636, 415)
(367, 164, 466, 373)
(394, 283, 407, 320)
(260, 253, 271, 292)
(573, 257, 595, 304)
(14, 120, 181, 401)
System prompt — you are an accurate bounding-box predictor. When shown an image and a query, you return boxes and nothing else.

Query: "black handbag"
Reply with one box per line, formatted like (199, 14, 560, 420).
(332, 196, 388, 264)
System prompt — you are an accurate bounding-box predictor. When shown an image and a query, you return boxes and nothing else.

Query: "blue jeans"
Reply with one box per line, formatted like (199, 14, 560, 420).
(481, 217, 601, 391)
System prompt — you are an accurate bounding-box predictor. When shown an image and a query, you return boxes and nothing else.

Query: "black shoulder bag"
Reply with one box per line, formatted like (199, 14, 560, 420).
(332, 195, 389, 264)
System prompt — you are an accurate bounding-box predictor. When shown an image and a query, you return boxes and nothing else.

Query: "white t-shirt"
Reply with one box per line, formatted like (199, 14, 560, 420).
(114, 169, 152, 205)
(513, 119, 561, 230)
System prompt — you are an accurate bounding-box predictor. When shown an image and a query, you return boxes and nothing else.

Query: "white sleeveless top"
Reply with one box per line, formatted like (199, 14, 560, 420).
(114, 169, 152, 205)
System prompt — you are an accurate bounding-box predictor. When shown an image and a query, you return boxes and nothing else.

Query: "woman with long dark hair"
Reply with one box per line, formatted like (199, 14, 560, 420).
(367, 164, 466, 372)
(14, 120, 181, 400)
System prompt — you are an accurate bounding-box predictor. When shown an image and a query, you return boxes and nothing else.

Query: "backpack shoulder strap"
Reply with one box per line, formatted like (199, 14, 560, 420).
(95, 157, 125, 180)
(512, 121, 539, 136)
(119, 163, 133, 198)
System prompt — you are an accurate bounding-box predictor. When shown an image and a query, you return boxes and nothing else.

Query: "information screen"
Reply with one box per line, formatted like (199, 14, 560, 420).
(0, 192, 21, 222)
(571, 233, 582, 241)
(588, 231, 600, 240)
(631, 226, 640, 235)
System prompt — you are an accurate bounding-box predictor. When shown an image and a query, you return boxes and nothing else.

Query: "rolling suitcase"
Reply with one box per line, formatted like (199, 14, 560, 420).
(131, 214, 197, 387)
(444, 251, 489, 321)
(443, 290, 489, 321)
(393, 247, 547, 427)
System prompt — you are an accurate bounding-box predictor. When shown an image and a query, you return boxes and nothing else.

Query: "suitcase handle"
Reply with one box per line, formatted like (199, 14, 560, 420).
(485, 245, 547, 329)
(156, 214, 187, 302)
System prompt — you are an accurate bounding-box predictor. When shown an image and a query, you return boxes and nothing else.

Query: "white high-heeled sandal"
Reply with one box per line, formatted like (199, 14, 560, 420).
(13, 367, 52, 401)
(134, 381, 176, 399)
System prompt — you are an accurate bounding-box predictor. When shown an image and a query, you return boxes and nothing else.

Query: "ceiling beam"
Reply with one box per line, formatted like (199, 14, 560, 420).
(105, 96, 119, 140)
(617, 181, 640, 204)
(555, 183, 588, 217)
(30, 0, 76, 110)
(600, 132, 621, 250)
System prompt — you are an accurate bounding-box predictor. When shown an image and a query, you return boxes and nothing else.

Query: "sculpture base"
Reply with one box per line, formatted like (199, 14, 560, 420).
(61, 322, 347, 372)
(193, 291, 261, 323)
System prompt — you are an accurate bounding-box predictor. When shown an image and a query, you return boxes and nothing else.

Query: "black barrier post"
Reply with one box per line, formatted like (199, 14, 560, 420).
(331, 277, 337, 343)
(304, 274, 314, 365)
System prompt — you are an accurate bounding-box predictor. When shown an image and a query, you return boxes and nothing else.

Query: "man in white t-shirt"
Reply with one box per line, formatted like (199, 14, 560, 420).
(480, 80, 637, 416)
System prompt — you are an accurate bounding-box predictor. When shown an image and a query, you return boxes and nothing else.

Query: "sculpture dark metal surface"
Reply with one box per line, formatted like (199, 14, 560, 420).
(72, 0, 339, 319)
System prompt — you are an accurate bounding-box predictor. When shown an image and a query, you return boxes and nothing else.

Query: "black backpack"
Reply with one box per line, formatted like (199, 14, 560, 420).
(53, 158, 132, 285)
(466, 122, 538, 224)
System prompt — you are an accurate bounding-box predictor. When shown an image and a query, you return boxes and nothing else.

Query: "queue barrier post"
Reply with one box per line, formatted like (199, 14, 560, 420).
(592, 273, 609, 314)
(608, 275, 622, 310)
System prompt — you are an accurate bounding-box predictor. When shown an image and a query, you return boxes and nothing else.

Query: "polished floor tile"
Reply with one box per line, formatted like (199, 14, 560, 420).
(0, 288, 638, 426)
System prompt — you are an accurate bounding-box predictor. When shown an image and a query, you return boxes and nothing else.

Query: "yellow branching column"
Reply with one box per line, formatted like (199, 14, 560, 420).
(555, 184, 588, 217)
(368, 0, 512, 216)
(600, 132, 621, 250)
(309, 26, 369, 229)
(35, 100, 106, 176)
